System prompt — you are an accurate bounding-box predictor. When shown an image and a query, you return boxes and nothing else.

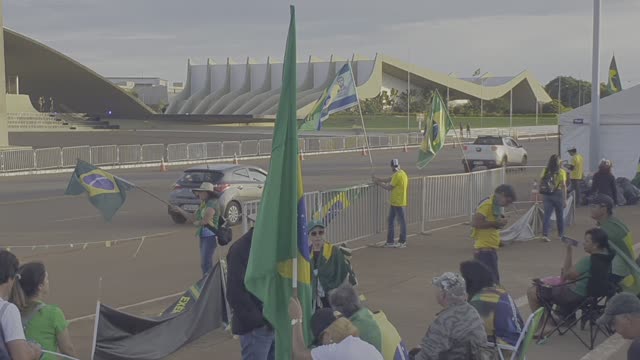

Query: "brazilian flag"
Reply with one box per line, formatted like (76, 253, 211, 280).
(64, 160, 134, 221)
(417, 90, 454, 169)
(608, 55, 622, 93)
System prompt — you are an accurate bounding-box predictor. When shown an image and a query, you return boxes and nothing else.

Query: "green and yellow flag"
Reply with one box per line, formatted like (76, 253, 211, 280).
(417, 91, 454, 169)
(608, 55, 622, 93)
(64, 160, 133, 221)
(244, 6, 313, 359)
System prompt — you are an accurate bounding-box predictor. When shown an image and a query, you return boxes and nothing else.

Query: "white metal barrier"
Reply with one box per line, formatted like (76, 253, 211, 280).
(91, 145, 118, 165)
(167, 144, 188, 162)
(62, 146, 91, 167)
(34, 148, 62, 169)
(242, 168, 506, 245)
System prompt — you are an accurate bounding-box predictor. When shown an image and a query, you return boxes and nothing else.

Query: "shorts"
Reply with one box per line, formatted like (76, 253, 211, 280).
(537, 283, 585, 316)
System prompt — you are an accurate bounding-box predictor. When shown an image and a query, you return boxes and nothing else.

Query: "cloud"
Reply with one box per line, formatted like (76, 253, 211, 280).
(3, 0, 640, 86)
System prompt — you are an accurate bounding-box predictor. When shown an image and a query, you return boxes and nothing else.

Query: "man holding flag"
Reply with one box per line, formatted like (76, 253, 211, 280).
(417, 91, 455, 169)
(244, 6, 313, 360)
(299, 63, 359, 131)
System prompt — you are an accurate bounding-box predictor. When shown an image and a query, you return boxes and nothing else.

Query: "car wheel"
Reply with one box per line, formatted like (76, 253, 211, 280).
(521, 155, 528, 167)
(225, 201, 242, 225)
(463, 161, 472, 173)
(500, 156, 508, 167)
(170, 212, 187, 224)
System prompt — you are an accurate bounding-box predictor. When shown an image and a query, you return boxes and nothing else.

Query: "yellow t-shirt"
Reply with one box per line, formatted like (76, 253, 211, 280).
(570, 154, 584, 180)
(390, 170, 408, 207)
(472, 196, 501, 249)
(540, 168, 567, 188)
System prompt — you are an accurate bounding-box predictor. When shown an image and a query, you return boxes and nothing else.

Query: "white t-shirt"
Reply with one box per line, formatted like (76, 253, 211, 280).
(310, 336, 383, 360)
(0, 298, 25, 343)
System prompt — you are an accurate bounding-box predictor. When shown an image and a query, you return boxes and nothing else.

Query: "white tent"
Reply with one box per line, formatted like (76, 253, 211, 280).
(560, 85, 640, 179)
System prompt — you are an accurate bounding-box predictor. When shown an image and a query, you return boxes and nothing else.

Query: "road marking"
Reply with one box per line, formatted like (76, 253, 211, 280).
(0, 195, 69, 206)
(68, 291, 183, 324)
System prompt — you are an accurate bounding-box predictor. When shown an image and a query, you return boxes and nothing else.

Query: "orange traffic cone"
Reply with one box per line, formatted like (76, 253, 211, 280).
(233, 153, 239, 165)
(160, 158, 168, 172)
(361, 147, 368, 156)
(402, 144, 408, 153)
(299, 149, 305, 161)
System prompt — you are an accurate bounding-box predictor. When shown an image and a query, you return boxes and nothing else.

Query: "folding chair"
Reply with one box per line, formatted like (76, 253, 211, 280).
(493, 308, 544, 360)
(535, 253, 616, 350)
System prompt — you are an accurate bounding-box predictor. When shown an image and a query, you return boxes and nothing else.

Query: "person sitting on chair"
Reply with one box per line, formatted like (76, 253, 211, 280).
(526, 228, 612, 321)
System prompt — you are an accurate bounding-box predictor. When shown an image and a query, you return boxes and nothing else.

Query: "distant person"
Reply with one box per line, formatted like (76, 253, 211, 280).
(226, 228, 275, 360)
(470, 184, 517, 283)
(288, 298, 383, 360)
(589, 159, 618, 205)
(373, 159, 409, 248)
(171, 182, 221, 276)
(49, 98, 54, 113)
(539, 154, 568, 242)
(309, 221, 357, 309)
(329, 285, 409, 360)
(0, 250, 42, 360)
(459, 123, 464, 138)
(466, 123, 471, 137)
(590, 194, 637, 291)
(11, 262, 76, 360)
(597, 293, 640, 360)
(38, 97, 45, 112)
(409, 272, 489, 360)
(460, 260, 524, 346)
(565, 146, 584, 206)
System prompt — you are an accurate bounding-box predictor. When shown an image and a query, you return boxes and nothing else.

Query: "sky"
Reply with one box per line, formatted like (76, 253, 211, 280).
(5, 0, 640, 88)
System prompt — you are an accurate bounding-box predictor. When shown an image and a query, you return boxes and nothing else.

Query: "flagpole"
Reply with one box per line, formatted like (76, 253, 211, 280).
(134, 185, 171, 206)
(350, 64, 374, 173)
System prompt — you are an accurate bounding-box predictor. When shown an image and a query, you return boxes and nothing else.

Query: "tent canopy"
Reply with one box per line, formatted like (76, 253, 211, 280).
(560, 85, 640, 179)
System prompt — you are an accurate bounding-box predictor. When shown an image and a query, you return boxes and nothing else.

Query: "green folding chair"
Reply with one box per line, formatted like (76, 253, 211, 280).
(497, 308, 544, 360)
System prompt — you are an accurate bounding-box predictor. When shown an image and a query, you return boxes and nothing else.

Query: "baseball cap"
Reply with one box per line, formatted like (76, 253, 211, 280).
(432, 272, 467, 302)
(307, 220, 325, 233)
(591, 194, 614, 212)
(597, 293, 640, 326)
(390, 159, 399, 167)
(567, 146, 577, 152)
(310, 308, 337, 343)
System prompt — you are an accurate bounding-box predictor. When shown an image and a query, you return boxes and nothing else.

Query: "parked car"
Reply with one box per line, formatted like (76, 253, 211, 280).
(461, 136, 528, 172)
(168, 164, 267, 225)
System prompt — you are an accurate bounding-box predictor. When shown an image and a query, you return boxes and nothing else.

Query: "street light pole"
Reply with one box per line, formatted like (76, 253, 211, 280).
(590, 0, 601, 171)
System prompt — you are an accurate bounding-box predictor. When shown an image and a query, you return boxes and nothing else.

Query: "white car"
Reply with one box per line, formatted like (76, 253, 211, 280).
(461, 136, 528, 172)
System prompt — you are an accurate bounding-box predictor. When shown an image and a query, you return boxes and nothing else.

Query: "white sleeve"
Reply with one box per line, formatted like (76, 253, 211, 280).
(1, 303, 26, 342)
(310, 343, 339, 359)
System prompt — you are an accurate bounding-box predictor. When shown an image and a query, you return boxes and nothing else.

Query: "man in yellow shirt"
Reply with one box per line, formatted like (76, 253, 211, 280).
(471, 184, 517, 283)
(566, 146, 584, 206)
(373, 159, 409, 248)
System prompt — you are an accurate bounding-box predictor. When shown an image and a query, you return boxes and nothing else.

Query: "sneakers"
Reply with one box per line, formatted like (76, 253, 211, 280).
(542, 236, 552, 242)
(383, 242, 407, 248)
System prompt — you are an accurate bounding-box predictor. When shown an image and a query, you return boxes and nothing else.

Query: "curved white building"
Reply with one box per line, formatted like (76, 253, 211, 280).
(167, 53, 551, 117)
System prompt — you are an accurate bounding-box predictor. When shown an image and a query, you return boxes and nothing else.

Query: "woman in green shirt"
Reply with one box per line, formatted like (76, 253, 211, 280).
(13, 262, 76, 360)
(172, 182, 221, 276)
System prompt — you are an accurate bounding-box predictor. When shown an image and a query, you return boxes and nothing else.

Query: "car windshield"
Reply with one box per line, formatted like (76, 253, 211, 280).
(177, 170, 224, 186)
(473, 137, 502, 145)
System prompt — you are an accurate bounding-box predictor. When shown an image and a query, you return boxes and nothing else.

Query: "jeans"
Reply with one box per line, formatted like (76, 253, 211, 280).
(240, 326, 275, 360)
(571, 179, 582, 206)
(387, 206, 407, 244)
(542, 191, 565, 237)
(199, 235, 217, 276)
(474, 249, 500, 284)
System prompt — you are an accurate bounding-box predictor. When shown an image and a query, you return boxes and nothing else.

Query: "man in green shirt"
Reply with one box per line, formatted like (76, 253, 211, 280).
(590, 194, 638, 291)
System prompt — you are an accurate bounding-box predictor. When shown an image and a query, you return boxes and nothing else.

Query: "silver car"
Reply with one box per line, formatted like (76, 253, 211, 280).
(168, 164, 267, 225)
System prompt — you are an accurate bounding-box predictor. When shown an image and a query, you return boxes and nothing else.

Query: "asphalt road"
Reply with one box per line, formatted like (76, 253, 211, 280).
(0, 138, 568, 358)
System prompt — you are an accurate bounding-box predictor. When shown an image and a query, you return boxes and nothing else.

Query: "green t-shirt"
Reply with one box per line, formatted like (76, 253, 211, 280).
(349, 308, 382, 353)
(23, 302, 69, 360)
(600, 217, 634, 277)
(571, 256, 591, 297)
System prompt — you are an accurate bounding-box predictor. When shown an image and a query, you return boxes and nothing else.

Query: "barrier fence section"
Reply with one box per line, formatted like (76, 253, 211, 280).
(0, 130, 554, 174)
(241, 168, 505, 245)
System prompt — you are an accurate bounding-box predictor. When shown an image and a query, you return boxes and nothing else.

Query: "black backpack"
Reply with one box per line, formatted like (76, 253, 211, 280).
(539, 170, 558, 195)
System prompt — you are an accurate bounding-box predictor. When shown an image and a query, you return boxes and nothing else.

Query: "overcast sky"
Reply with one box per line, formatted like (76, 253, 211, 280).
(5, 0, 640, 87)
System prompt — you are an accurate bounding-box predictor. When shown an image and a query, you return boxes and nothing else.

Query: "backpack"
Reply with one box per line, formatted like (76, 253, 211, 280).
(539, 170, 558, 195)
(0, 303, 12, 360)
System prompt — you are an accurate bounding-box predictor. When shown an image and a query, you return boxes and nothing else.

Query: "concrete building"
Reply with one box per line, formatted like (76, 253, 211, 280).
(107, 77, 169, 108)
(167, 54, 552, 117)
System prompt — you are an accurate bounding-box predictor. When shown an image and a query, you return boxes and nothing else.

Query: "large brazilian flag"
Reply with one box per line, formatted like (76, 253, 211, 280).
(244, 6, 313, 359)
(417, 91, 454, 169)
(64, 160, 133, 221)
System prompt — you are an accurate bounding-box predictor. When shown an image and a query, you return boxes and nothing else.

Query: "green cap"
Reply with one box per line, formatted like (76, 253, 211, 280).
(307, 220, 325, 233)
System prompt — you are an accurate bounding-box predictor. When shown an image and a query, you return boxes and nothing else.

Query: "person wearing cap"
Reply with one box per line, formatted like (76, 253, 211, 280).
(590, 194, 637, 291)
(471, 184, 517, 284)
(566, 146, 584, 206)
(589, 159, 618, 205)
(329, 284, 409, 360)
(172, 182, 221, 276)
(308, 221, 357, 309)
(372, 159, 409, 248)
(410, 272, 488, 360)
(226, 227, 275, 360)
(288, 298, 383, 359)
(597, 293, 640, 359)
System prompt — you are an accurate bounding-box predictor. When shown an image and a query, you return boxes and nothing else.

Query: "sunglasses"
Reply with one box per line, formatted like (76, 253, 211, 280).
(310, 230, 325, 236)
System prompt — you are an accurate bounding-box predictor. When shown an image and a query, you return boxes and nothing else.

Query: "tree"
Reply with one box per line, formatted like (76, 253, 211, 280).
(392, 87, 432, 113)
(545, 76, 616, 109)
